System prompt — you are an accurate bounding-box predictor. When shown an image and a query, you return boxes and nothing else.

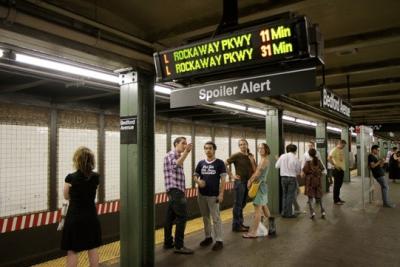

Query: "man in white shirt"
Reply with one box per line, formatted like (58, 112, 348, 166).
(275, 144, 301, 218)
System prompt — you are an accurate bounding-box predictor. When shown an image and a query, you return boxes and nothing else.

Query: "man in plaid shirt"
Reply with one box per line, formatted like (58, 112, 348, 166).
(163, 136, 194, 254)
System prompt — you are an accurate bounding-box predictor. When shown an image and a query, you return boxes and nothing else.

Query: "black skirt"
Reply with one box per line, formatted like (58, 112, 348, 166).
(61, 213, 102, 252)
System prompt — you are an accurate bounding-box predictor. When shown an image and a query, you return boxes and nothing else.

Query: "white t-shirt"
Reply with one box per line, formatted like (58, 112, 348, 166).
(275, 152, 301, 177)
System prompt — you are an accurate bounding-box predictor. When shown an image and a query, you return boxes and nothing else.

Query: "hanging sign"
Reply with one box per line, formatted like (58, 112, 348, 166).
(320, 87, 351, 118)
(154, 16, 312, 82)
(170, 68, 315, 108)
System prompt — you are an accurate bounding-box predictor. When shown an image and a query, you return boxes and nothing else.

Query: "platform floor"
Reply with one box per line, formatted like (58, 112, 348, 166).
(38, 176, 400, 267)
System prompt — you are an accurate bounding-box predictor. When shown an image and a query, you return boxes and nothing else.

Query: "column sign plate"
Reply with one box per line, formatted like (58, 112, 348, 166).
(170, 68, 315, 108)
(321, 87, 351, 118)
(154, 16, 311, 82)
(120, 116, 137, 144)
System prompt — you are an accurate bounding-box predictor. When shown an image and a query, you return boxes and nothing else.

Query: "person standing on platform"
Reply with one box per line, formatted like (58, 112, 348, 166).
(328, 140, 347, 205)
(193, 141, 226, 251)
(275, 144, 301, 218)
(61, 147, 102, 267)
(369, 145, 396, 208)
(163, 137, 194, 254)
(243, 143, 276, 238)
(385, 147, 397, 171)
(389, 148, 400, 182)
(226, 138, 256, 232)
(303, 148, 326, 219)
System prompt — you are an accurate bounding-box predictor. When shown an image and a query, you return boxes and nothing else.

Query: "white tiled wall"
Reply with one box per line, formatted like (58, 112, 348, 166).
(171, 135, 192, 188)
(215, 136, 230, 181)
(105, 131, 120, 201)
(57, 128, 98, 207)
(0, 124, 48, 217)
(247, 138, 257, 158)
(155, 133, 167, 193)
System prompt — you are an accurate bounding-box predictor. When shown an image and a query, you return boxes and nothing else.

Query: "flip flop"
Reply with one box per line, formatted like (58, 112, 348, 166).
(242, 233, 257, 238)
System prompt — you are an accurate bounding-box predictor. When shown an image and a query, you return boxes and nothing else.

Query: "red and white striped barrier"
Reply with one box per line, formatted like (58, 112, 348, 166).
(0, 182, 235, 234)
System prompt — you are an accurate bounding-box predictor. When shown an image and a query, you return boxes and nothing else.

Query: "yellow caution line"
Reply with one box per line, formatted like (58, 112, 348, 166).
(34, 205, 254, 267)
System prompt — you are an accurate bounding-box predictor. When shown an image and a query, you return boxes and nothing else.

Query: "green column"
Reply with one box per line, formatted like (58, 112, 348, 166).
(316, 121, 328, 192)
(341, 126, 350, 182)
(120, 70, 155, 267)
(265, 108, 283, 215)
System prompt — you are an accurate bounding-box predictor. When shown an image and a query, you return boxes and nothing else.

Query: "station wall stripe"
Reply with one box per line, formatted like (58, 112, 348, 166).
(0, 182, 235, 234)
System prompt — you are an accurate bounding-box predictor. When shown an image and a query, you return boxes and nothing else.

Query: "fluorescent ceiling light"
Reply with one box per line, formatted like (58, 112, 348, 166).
(327, 126, 342, 133)
(15, 53, 119, 84)
(247, 107, 266, 115)
(154, 85, 171, 95)
(282, 115, 295, 122)
(296, 118, 314, 126)
(0, 49, 3, 58)
(214, 101, 246, 111)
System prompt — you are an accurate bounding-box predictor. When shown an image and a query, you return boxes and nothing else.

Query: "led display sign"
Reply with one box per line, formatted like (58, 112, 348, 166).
(154, 16, 311, 82)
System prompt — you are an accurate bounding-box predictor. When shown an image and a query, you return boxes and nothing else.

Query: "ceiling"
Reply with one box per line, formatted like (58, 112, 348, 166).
(0, 0, 399, 140)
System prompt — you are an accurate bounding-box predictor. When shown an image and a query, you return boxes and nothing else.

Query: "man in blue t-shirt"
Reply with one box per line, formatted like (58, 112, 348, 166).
(193, 141, 227, 251)
(368, 145, 395, 208)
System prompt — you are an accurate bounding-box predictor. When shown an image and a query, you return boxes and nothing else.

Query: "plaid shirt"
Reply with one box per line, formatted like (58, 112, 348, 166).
(164, 150, 186, 192)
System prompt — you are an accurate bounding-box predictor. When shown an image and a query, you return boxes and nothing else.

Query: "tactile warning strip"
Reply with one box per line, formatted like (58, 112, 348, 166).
(34, 205, 253, 267)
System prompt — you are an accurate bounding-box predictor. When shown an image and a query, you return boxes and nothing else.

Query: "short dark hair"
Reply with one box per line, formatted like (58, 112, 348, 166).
(173, 136, 186, 147)
(393, 147, 398, 151)
(204, 141, 217, 150)
(338, 139, 347, 145)
(286, 144, 297, 153)
(371, 145, 379, 151)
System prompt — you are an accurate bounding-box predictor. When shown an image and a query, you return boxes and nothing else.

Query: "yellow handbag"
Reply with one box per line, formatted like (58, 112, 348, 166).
(248, 180, 261, 198)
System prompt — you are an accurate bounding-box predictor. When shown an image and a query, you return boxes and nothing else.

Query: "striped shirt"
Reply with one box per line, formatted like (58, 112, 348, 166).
(164, 150, 186, 192)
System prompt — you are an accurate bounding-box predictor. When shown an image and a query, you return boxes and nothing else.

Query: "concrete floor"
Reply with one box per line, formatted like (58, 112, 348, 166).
(110, 176, 400, 267)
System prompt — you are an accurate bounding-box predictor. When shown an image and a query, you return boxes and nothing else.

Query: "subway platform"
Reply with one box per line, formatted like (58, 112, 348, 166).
(100, 176, 400, 267)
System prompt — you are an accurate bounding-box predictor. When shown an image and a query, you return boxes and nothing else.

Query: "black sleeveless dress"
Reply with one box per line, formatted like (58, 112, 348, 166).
(61, 171, 102, 252)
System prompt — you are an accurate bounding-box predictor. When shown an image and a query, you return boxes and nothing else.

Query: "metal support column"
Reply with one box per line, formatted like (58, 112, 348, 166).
(119, 70, 155, 267)
(98, 113, 105, 203)
(49, 109, 58, 211)
(265, 108, 283, 215)
(341, 126, 350, 182)
(316, 121, 328, 192)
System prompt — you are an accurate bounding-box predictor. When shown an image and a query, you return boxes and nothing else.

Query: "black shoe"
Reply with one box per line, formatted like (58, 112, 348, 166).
(199, 237, 213, 247)
(241, 224, 250, 229)
(174, 247, 194, 254)
(232, 226, 248, 232)
(212, 241, 223, 251)
(339, 199, 346, 203)
(163, 243, 174, 250)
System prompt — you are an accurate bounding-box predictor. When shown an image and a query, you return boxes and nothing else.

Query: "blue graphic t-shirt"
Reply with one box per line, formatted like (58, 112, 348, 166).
(194, 158, 227, 196)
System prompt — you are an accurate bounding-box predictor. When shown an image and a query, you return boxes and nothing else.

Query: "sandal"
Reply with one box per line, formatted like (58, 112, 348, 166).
(242, 233, 257, 238)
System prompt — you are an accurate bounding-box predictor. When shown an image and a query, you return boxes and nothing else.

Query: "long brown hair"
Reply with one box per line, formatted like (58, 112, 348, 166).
(309, 148, 318, 166)
(73, 146, 95, 177)
(259, 143, 271, 156)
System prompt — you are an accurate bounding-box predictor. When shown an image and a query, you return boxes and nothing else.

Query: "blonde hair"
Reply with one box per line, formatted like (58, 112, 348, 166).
(73, 146, 95, 177)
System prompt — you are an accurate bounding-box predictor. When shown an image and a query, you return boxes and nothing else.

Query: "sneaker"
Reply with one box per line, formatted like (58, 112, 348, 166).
(383, 203, 396, 208)
(310, 212, 316, 219)
(321, 211, 326, 219)
(241, 224, 250, 229)
(339, 199, 346, 203)
(212, 241, 223, 251)
(199, 237, 213, 247)
(334, 201, 344, 205)
(174, 247, 194, 254)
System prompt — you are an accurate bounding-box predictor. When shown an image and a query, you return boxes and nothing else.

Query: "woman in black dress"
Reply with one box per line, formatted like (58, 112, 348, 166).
(389, 151, 400, 182)
(61, 147, 102, 267)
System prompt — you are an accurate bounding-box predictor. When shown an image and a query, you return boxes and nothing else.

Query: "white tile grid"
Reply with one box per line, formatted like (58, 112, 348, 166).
(105, 131, 120, 201)
(215, 137, 230, 181)
(194, 135, 212, 167)
(57, 128, 98, 208)
(171, 135, 192, 188)
(0, 124, 49, 217)
(155, 133, 167, 193)
(247, 138, 256, 159)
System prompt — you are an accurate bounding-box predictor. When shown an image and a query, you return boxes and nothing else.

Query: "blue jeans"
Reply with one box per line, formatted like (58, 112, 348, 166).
(232, 180, 248, 229)
(281, 176, 297, 217)
(375, 176, 390, 205)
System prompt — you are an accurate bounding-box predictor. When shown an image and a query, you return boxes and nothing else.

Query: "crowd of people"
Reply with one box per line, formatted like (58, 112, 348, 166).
(161, 137, 397, 255)
(57, 138, 397, 264)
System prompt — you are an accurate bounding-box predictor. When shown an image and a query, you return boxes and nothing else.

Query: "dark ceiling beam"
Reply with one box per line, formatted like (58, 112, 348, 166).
(166, 112, 226, 119)
(307, 92, 400, 105)
(351, 103, 400, 109)
(317, 58, 400, 78)
(157, 106, 200, 113)
(0, 80, 49, 94)
(58, 92, 117, 102)
(324, 27, 400, 54)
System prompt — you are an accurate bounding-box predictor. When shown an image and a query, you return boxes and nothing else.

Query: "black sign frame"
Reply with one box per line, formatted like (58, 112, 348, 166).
(320, 87, 351, 118)
(120, 116, 137, 145)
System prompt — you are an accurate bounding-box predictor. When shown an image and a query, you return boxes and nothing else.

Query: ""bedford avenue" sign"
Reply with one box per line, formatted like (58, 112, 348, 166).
(170, 68, 316, 108)
(321, 87, 351, 118)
